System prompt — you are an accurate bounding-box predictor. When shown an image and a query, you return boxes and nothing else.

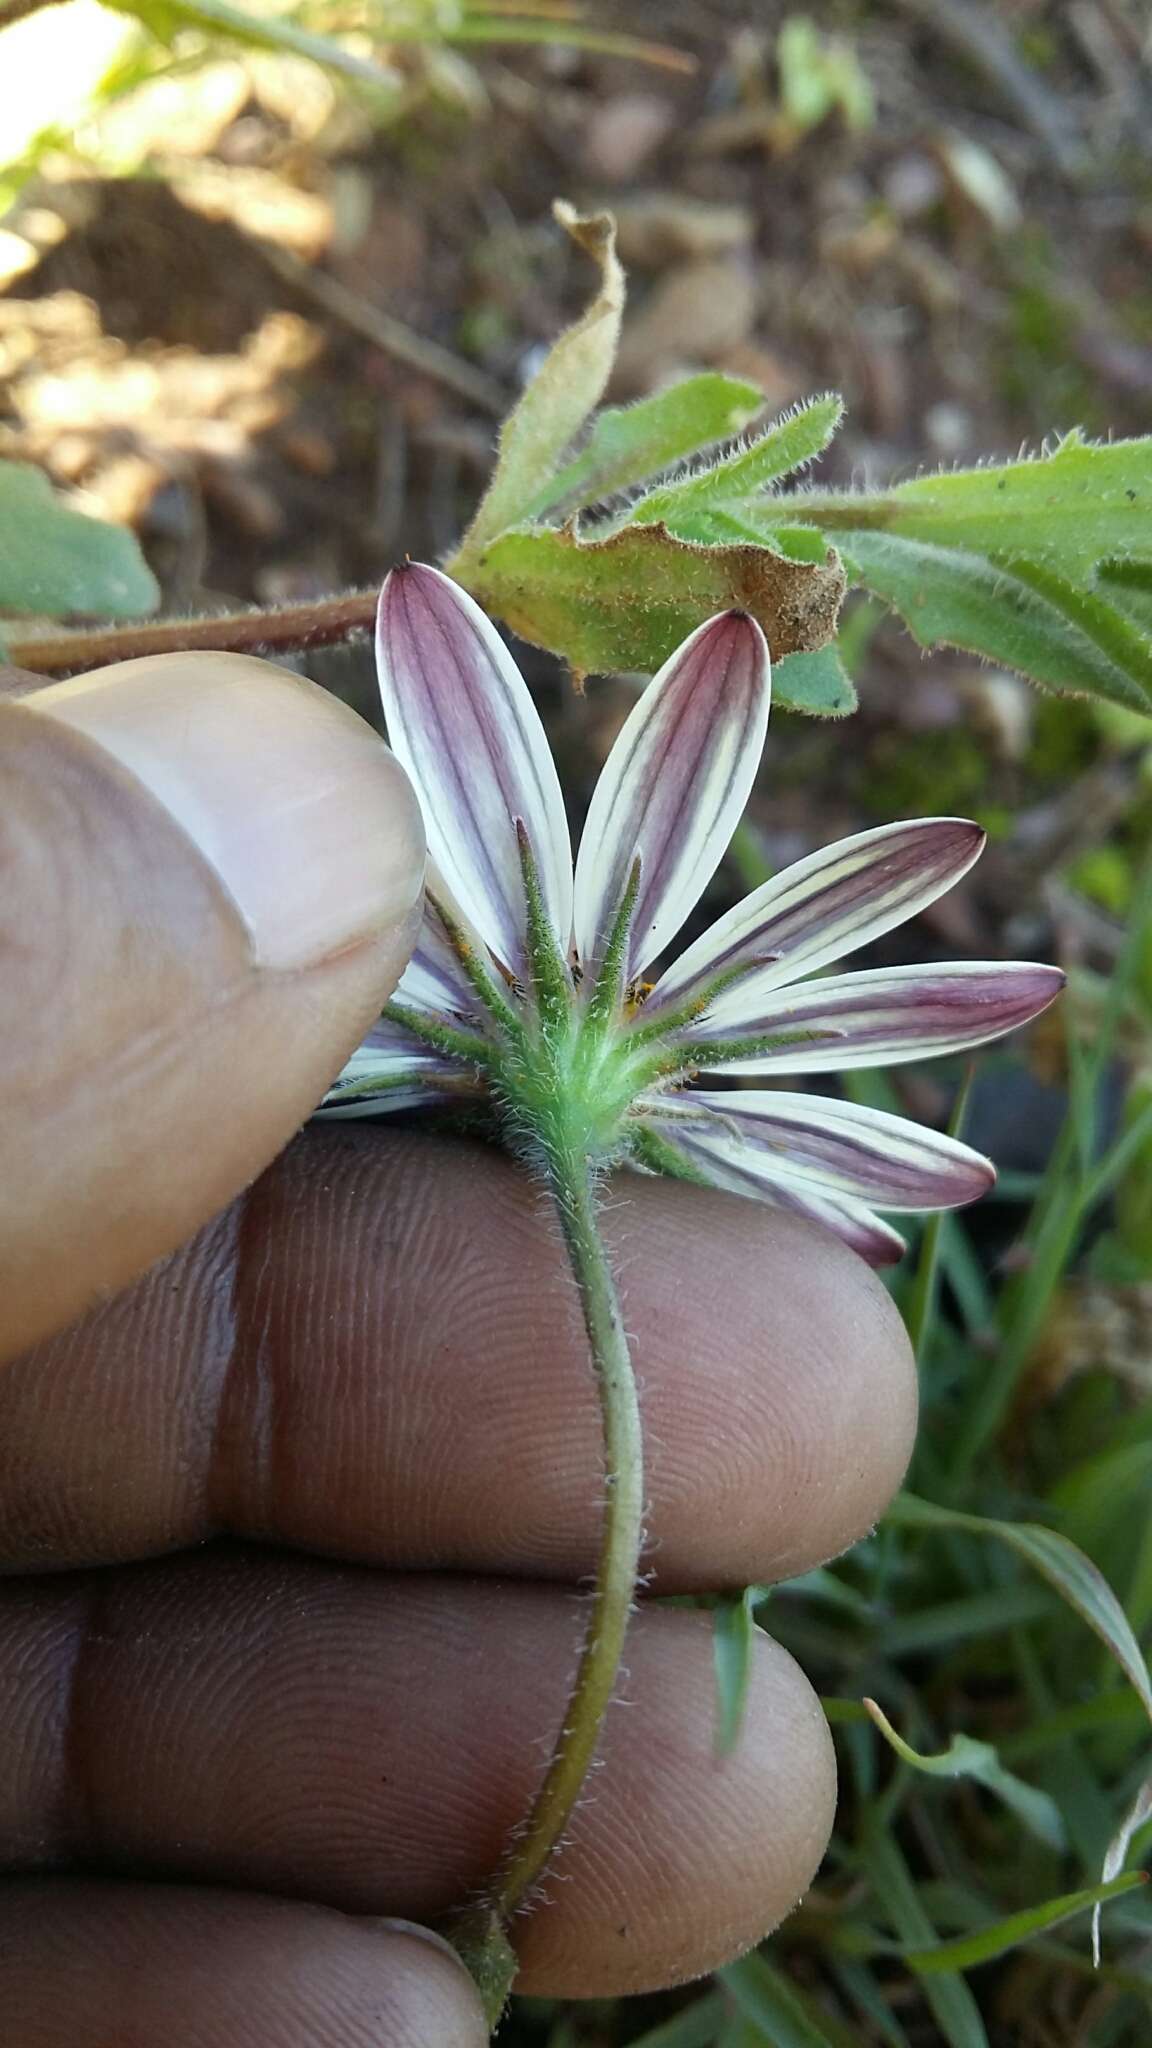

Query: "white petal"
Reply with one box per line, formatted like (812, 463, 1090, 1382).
(681, 1090, 994, 1210)
(645, 1115, 906, 1265)
(317, 1078, 455, 1120)
(647, 818, 985, 1016)
(377, 564, 572, 977)
(316, 1032, 460, 1118)
(396, 889, 485, 1020)
(572, 611, 770, 980)
(695, 960, 1064, 1074)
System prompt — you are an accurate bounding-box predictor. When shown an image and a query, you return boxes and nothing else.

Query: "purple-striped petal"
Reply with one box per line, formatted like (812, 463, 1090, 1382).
(647, 818, 985, 1017)
(680, 1090, 994, 1210)
(377, 564, 572, 977)
(643, 1115, 907, 1264)
(572, 611, 771, 980)
(696, 960, 1065, 1074)
(318, 1026, 461, 1118)
(396, 889, 485, 1022)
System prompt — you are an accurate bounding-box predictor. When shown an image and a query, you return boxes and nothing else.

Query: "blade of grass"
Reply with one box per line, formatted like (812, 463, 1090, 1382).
(906, 1072, 974, 1359)
(860, 1825, 989, 2047)
(718, 1951, 859, 2047)
(904, 1871, 1146, 1973)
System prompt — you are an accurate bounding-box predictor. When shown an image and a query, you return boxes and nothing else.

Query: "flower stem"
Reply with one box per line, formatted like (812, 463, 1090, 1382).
(499, 1145, 645, 1916)
(448, 1144, 644, 2030)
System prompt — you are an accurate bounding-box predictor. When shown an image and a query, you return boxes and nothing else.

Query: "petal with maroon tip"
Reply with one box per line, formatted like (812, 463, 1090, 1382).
(643, 1115, 907, 1265)
(683, 1090, 994, 1211)
(377, 563, 572, 977)
(572, 611, 771, 980)
(696, 960, 1065, 1074)
(647, 817, 985, 1017)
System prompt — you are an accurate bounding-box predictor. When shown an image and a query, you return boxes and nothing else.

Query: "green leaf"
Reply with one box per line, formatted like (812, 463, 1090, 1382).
(803, 433, 1152, 581)
(863, 1699, 1066, 1852)
(520, 374, 765, 521)
(887, 1494, 1152, 1722)
(718, 1952, 859, 2048)
(625, 393, 844, 529)
(1097, 558, 1152, 637)
(860, 1827, 989, 2048)
(712, 1586, 761, 1757)
(102, 0, 398, 87)
(773, 644, 857, 717)
(629, 1994, 727, 2047)
(903, 1871, 1146, 1974)
(0, 460, 159, 620)
(453, 204, 624, 563)
(820, 530, 1152, 713)
(461, 522, 845, 687)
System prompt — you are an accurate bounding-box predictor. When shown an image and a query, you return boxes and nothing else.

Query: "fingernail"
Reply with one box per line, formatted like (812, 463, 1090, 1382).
(364, 1917, 478, 1975)
(23, 651, 426, 971)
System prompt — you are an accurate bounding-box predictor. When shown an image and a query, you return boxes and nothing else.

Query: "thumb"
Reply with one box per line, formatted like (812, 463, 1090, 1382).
(0, 650, 425, 1364)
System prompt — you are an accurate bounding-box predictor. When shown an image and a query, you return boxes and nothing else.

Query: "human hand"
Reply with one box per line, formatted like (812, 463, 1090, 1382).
(0, 652, 915, 2045)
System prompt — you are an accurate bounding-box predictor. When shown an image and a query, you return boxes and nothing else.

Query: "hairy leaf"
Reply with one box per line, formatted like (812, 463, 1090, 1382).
(773, 644, 857, 716)
(1097, 558, 1152, 637)
(521, 373, 765, 520)
(463, 522, 845, 689)
(820, 530, 1152, 712)
(800, 432, 1152, 580)
(454, 204, 624, 561)
(625, 393, 844, 528)
(0, 460, 159, 620)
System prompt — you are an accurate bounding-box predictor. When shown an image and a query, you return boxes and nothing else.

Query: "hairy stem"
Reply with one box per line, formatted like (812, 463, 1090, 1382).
(5, 592, 380, 677)
(496, 1143, 644, 1919)
(446, 1145, 644, 2029)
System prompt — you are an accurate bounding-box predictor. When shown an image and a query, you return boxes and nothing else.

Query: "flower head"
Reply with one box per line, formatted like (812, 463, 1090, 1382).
(324, 564, 1063, 1264)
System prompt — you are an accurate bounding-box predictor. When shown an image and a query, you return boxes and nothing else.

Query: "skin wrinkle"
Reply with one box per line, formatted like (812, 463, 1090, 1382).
(0, 1559, 835, 1996)
(0, 1889, 486, 2048)
(0, 1132, 916, 1584)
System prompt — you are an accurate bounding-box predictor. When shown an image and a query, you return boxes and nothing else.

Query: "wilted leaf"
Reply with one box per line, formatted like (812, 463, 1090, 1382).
(1095, 1772, 1152, 1963)
(903, 1871, 1145, 1975)
(863, 1699, 1066, 1851)
(464, 520, 846, 686)
(521, 372, 765, 521)
(625, 393, 844, 528)
(0, 460, 159, 620)
(454, 204, 625, 562)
